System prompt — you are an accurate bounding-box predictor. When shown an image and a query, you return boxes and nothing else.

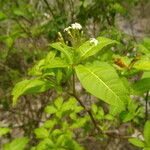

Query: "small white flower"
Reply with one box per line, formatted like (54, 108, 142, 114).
(90, 38, 98, 46)
(64, 26, 71, 32)
(127, 53, 130, 56)
(43, 13, 50, 19)
(133, 47, 137, 52)
(71, 22, 82, 30)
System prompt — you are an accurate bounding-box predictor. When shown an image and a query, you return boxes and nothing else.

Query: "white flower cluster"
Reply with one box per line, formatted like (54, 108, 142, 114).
(64, 22, 82, 32)
(71, 22, 82, 30)
(90, 38, 98, 46)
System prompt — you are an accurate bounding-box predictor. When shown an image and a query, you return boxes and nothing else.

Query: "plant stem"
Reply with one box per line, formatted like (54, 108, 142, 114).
(72, 73, 76, 95)
(71, 92, 102, 134)
(145, 91, 149, 121)
(43, 0, 55, 18)
(71, 72, 102, 134)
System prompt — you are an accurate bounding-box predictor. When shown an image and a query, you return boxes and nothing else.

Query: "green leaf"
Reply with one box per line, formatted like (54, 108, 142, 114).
(43, 119, 56, 129)
(36, 138, 54, 150)
(144, 120, 150, 146)
(142, 38, 150, 50)
(34, 127, 49, 139)
(75, 62, 128, 111)
(13, 9, 25, 17)
(28, 59, 45, 76)
(112, 3, 127, 15)
(50, 42, 73, 64)
(44, 51, 56, 64)
(0, 127, 10, 137)
(5, 37, 13, 48)
(4, 137, 29, 150)
(144, 147, 150, 150)
(134, 60, 150, 71)
(28, 51, 57, 76)
(131, 78, 150, 95)
(41, 57, 69, 70)
(91, 104, 98, 114)
(128, 138, 145, 148)
(142, 71, 150, 79)
(44, 106, 57, 114)
(54, 97, 63, 109)
(120, 111, 135, 122)
(137, 44, 150, 54)
(77, 37, 117, 61)
(0, 12, 7, 21)
(12, 79, 52, 106)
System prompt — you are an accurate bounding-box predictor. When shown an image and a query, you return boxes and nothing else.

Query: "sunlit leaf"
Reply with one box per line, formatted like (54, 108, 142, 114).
(50, 42, 74, 64)
(77, 37, 117, 61)
(34, 128, 49, 139)
(4, 137, 29, 150)
(128, 138, 145, 148)
(75, 62, 128, 112)
(12, 79, 53, 106)
(0, 128, 10, 137)
(131, 78, 150, 95)
(144, 120, 150, 146)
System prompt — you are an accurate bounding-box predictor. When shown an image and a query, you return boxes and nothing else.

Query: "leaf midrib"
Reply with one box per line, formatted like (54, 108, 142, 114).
(80, 41, 112, 59)
(83, 66, 123, 105)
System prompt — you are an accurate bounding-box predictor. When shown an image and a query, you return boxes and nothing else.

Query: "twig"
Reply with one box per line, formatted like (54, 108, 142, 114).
(71, 71, 102, 133)
(70, 92, 102, 134)
(43, 0, 55, 18)
(145, 91, 149, 121)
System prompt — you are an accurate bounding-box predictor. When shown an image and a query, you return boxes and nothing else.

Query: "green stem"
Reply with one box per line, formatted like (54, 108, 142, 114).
(72, 72, 76, 95)
(70, 73, 102, 133)
(145, 91, 149, 121)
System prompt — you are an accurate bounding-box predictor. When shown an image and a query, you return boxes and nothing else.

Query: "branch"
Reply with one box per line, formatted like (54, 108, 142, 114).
(43, 0, 55, 18)
(145, 91, 149, 121)
(69, 92, 102, 134)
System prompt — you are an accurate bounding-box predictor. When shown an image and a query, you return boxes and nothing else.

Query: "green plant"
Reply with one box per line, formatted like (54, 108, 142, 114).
(7, 23, 149, 149)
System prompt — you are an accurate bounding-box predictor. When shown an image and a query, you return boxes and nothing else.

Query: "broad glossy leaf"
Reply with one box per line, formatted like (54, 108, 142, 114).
(144, 120, 150, 146)
(0, 127, 10, 137)
(77, 37, 117, 61)
(12, 79, 52, 106)
(4, 137, 29, 150)
(128, 138, 145, 148)
(50, 42, 73, 64)
(75, 62, 128, 111)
